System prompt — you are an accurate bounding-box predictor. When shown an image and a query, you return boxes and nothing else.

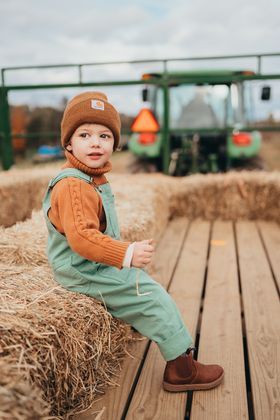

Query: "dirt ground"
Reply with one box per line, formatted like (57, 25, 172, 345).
(107, 134, 280, 174)
(8, 132, 280, 174)
(12, 149, 137, 174)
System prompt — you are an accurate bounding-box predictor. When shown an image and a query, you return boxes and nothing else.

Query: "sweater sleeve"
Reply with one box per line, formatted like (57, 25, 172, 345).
(48, 177, 131, 269)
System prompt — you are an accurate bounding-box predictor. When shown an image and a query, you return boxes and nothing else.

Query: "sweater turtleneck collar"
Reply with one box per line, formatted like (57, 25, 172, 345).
(63, 150, 112, 178)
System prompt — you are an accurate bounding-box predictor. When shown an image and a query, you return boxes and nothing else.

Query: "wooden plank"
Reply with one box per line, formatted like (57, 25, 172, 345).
(125, 219, 211, 420)
(191, 221, 248, 420)
(236, 221, 280, 420)
(257, 221, 280, 291)
(77, 217, 189, 420)
(148, 216, 191, 290)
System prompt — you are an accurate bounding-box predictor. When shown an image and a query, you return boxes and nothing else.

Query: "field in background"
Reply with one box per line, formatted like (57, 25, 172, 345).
(4, 132, 280, 173)
(11, 149, 134, 173)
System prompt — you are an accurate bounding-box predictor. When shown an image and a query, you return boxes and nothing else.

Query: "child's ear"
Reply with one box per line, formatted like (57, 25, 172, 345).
(65, 143, 72, 151)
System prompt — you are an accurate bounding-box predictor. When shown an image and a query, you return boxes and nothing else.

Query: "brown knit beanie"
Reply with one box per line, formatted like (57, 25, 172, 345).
(61, 91, 121, 151)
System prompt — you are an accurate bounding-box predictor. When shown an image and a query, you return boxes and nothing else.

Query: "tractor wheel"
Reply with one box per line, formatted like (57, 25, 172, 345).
(246, 156, 268, 170)
(232, 156, 267, 171)
(127, 157, 159, 174)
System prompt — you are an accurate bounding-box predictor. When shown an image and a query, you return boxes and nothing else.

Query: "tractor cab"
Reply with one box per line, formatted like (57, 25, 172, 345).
(129, 70, 264, 175)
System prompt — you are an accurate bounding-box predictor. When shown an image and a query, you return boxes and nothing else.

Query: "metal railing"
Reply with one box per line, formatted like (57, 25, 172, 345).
(1, 52, 280, 171)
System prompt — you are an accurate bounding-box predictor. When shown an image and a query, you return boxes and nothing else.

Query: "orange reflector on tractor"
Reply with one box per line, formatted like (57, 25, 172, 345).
(139, 133, 157, 144)
(131, 108, 160, 133)
(232, 132, 252, 146)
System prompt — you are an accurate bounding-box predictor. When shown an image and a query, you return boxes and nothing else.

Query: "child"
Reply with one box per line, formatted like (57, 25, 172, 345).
(42, 91, 224, 392)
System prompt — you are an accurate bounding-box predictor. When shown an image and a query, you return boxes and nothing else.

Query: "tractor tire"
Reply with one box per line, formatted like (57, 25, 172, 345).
(127, 157, 159, 174)
(232, 156, 267, 171)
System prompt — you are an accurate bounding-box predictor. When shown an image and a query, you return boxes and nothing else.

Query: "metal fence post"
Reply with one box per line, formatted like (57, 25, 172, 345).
(162, 82, 170, 174)
(0, 87, 14, 170)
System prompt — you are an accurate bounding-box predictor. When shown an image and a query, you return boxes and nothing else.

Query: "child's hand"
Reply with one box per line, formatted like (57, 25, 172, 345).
(131, 238, 155, 268)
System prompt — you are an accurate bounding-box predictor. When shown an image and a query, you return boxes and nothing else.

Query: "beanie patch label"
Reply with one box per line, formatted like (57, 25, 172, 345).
(91, 99, 105, 111)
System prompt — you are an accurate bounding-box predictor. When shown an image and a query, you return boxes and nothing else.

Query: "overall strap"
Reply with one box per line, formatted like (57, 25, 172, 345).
(48, 168, 92, 188)
(43, 168, 93, 214)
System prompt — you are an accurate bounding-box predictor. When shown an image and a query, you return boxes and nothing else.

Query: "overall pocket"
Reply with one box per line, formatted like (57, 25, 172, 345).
(53, 255, 100, 293)
(70, 254, 101, 277)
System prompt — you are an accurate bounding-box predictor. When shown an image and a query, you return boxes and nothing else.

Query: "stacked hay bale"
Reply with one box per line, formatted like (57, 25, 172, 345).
(107, 173, 172, 242)
(0, 167, 57, 227)
(0, 264, 134, 418)
(170, 170, 280, 222)
(1, 168, 280, 228)
(0, 359, 50, 419)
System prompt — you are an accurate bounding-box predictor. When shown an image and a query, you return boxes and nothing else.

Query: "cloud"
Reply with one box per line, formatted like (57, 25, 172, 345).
(1, 0, 279, 114)
(1, 0, 279, 67)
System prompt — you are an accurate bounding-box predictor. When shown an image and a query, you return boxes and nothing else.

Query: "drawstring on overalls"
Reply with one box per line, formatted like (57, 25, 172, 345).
(136, 268, 152, 296)
(92, 178, 102, 193)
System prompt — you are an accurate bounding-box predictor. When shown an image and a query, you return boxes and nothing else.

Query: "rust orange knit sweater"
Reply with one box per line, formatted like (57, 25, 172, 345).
(48, 150, 131, 269)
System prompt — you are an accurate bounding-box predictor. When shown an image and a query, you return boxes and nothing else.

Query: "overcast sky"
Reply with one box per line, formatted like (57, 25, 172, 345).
(0, 0, 279, 115)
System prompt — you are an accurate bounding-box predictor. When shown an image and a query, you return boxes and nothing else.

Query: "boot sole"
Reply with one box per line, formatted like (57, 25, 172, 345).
(163, 371, 224, 392)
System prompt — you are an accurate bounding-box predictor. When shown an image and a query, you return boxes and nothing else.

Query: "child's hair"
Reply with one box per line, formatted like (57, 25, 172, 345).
(61, 91, 121, 151)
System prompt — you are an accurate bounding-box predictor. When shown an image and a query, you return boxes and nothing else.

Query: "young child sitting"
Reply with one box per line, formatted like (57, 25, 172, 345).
(42, 91, 224, 392)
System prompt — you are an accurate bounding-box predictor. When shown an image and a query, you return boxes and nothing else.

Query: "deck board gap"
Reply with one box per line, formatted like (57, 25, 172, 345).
(233, 222, 246, 335)
(186, 219, 212, 418)
(187, 221, 212, 419)
(233, 222, 255, 420)
(196, 306, 203, 335)
(185, 331, 201, 419)
(233, 221, 246, 327)
(256, 222, 280, 297)
(233, 221, 243, 296)
(200, 220, 213, 300)
(120, 340, 152, 420)
(242, 335, 255, 420)
(185, 391, 194, 420)
(166, 219, 192, 292)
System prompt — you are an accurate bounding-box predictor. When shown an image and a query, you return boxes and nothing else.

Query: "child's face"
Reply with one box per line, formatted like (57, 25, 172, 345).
(66, 123, 114, 168)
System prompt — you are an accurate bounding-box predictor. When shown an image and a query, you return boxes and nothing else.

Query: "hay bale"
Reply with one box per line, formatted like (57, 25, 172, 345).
(0, 360, 50, 420)
(109, 174, 171, 242)
(0, 167, 57, 227)
(0, 211, 48, 266)
(0, 265, 135, 417)
(1, 166, 280, 227)
(170, 170, 280, 223)
(0, 176, 171, 266)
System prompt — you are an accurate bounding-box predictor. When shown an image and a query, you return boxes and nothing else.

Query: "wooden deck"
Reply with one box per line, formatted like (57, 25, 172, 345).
(78, 218, 280, 420)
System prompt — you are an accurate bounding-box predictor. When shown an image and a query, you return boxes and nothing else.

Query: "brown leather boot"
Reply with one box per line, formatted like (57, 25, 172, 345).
(163, 347, 224, 392)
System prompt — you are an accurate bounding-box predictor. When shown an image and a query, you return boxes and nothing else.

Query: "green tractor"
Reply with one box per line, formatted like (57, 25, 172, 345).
(128, 70, 270, 175)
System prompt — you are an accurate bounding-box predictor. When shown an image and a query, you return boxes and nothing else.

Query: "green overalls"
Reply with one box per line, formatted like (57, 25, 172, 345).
(42, 168, 193, 361)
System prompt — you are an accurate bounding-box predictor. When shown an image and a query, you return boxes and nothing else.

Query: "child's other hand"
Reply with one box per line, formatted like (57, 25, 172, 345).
(131, 238, 155, 268)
